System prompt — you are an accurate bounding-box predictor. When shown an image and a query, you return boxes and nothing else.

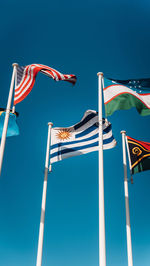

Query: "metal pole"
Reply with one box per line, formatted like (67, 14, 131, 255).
(36, 122, 53, 266)
(97, 72, 106, 266)
(0, 63, 18, 175)
(121, 130, 133, 266)
(12, 66, 18, 114)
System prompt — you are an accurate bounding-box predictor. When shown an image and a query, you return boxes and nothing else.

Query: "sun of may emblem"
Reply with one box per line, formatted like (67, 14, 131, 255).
(56, 129, 72, 141)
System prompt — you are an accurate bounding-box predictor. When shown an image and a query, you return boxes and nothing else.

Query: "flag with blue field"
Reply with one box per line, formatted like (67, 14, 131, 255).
(0, 109, 19, 138)
(50, 110, 116, 164)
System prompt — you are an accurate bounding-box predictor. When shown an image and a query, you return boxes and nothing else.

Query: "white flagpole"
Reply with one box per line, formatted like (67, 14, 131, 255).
(121, 130, 133, 266)
(36, 122, 53, 266)
(12, 65, 18, 114)
(97, 72, 106, 266)
(0, 63, 18, 175)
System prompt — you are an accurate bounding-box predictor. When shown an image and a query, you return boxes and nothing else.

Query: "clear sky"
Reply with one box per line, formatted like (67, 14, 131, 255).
(0, 0, 150, 265)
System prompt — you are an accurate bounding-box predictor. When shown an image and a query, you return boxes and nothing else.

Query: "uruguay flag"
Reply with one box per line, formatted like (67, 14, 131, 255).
(50, 110, 116, 164)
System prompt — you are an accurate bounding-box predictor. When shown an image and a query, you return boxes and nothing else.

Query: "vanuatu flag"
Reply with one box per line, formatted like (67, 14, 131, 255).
(103, 78, 150, 116)
(0, 108, 19, 138)
(126, 136, 150, 175)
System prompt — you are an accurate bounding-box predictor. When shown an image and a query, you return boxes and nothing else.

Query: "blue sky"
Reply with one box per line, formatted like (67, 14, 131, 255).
(0, 0, 150, 265)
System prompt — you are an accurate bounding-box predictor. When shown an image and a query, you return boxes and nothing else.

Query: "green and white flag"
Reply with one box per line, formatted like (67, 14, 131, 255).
(103, 78, 150, 116)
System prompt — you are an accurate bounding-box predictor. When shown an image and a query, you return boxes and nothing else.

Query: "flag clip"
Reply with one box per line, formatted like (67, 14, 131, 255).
(131, 176, 134, 184)
(49, 164, 52, 172)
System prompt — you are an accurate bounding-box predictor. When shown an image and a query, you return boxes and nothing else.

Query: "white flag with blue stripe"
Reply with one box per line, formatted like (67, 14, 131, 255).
(50, 110, 116, 164)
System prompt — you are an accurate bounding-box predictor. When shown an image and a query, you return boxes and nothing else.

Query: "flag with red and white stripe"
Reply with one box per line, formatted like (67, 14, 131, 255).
(14, 64, 77, 105)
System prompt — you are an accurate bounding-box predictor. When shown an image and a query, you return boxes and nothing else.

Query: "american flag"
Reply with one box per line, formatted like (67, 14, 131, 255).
(14, 64, 77, 105)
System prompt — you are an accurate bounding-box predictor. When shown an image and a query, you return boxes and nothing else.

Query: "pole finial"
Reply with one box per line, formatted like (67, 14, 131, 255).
(120, 130, 126, 135)
(12, 63, 18, 67)
(97, 72, 103, 77)
(48, 122, 53, 127)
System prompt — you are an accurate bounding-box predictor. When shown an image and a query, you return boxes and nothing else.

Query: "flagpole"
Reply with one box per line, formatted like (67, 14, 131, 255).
(0, 63, 18, 175)
(97, 72, 106, 266)
(36, 122, 53, 266)
(121, 130, 133, 266)
(12, 65, 18, 114)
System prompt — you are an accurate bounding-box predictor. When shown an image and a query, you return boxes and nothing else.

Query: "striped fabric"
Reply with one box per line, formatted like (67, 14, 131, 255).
(50, 110, 116, 164)
(14, 64, 77, 105)
(103, 78, 150, 116)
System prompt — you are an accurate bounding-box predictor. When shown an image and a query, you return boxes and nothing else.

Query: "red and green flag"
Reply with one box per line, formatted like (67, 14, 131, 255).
(103, 78, 150, 116)
(126, 136, 150, 175)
